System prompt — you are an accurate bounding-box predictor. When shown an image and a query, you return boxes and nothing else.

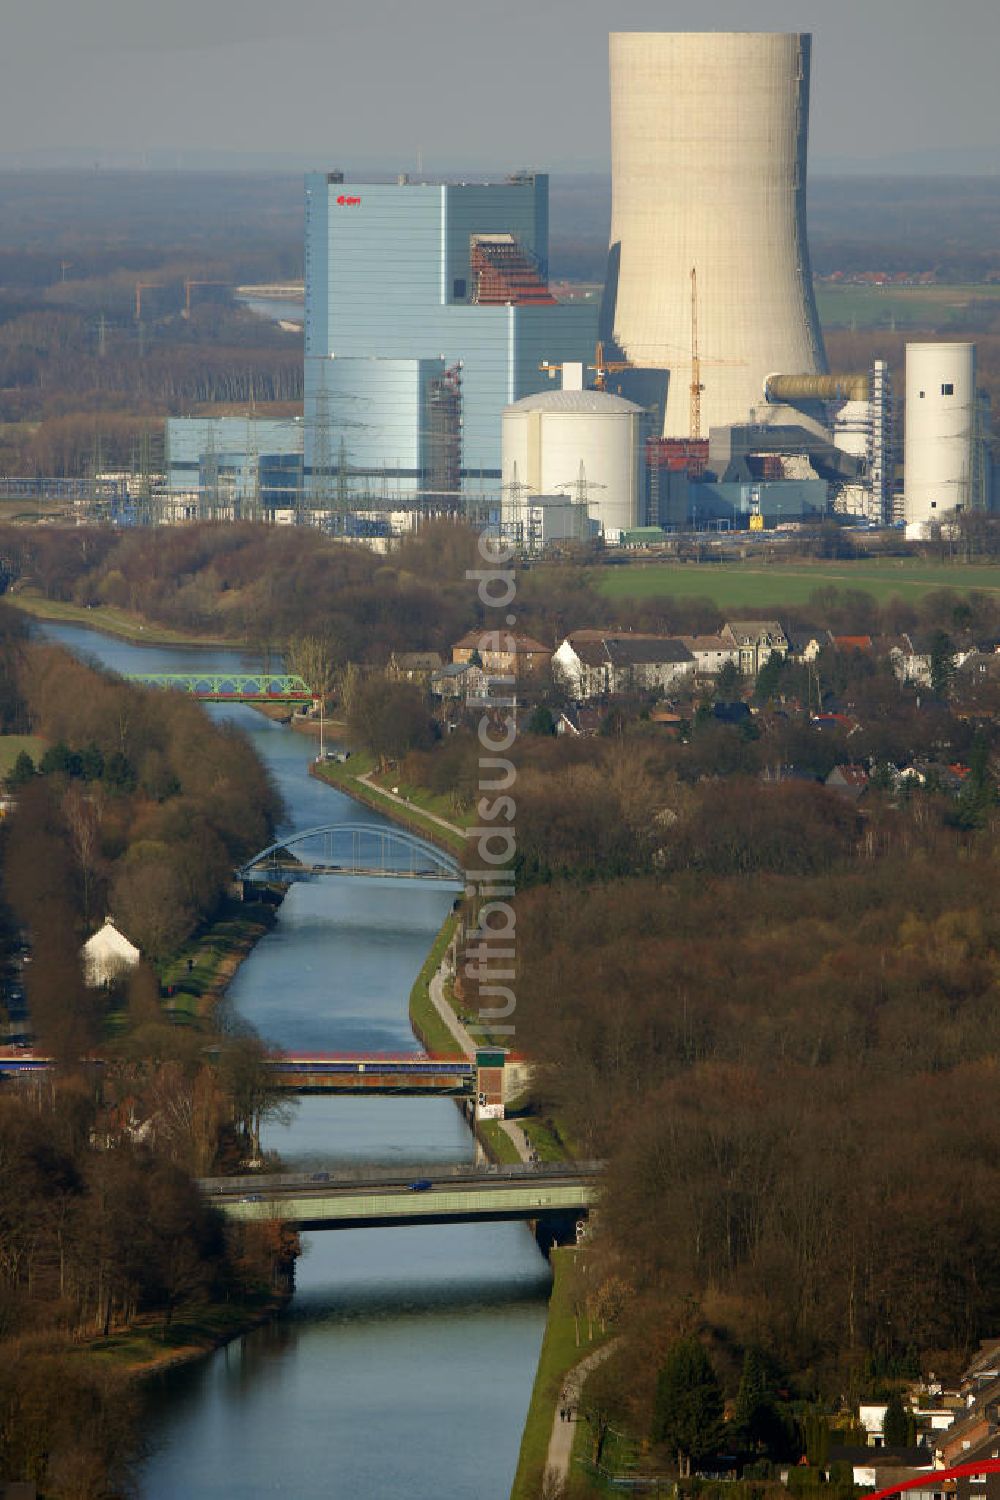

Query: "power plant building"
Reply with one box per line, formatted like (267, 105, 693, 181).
(501, 387, 647, 541)
(603, 31, 827, 438)
(304, 171, 598, 500)
(904, 342, 992, 530)
(164, 416, 303, 519)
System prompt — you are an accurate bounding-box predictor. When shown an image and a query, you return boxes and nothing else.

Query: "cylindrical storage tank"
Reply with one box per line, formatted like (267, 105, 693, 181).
(904, 342, 976, 526)
(606, 32, 827, 438)
(501, 390, 645, 540)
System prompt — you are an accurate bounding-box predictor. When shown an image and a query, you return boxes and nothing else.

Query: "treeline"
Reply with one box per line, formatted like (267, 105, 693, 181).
(0, 602, 295, 1496)
(5, 627, 282, 970)
(12, 520, 1000, 659)
(1, 521, 484, 656)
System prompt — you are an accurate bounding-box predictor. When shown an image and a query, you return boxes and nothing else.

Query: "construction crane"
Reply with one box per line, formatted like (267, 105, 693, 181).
(184, 280, 228, 318)
(690, 267, 704, 440)
(688, 266, 747, 440)
(135, 282, 163, 321)
(539, 342, 633, 392)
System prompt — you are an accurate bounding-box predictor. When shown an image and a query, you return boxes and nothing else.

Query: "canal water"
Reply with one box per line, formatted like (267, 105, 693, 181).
(43, 625, 549, 1500)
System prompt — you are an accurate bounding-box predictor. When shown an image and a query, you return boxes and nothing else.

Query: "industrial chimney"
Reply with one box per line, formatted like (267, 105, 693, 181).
(603, 32, 827, 438)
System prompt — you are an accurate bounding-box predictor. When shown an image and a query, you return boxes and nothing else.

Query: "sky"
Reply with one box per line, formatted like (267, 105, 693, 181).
(3, 0, 999, 173)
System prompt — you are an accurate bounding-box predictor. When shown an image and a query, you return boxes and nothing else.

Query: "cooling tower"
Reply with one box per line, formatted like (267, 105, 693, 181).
(605, 32, 827, 438)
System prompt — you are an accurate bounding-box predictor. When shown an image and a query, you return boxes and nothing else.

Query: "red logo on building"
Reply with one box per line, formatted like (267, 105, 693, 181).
(336, 195, 361, 206)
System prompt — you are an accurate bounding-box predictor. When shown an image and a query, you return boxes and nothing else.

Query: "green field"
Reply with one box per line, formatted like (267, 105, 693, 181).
(816, 282, 1000, 330)
(595, 559, 1000, 608)
(0, 734, 46, 777)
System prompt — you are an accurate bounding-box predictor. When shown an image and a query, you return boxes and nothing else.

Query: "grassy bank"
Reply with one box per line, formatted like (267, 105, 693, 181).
(510, 1249, 614, 1500)
(6, 590, 229, 646)
(155, 898, 279, 1024)
(311, 751, 467, 858)
(408, 911, 464, 1056)
(476, 1119, 522, 1164)
(77, 1288, 288, 1379)
(594, 557, 1000, 608)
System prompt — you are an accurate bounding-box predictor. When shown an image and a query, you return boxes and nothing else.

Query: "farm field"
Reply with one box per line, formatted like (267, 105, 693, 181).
(594, 558, 1000, 608)
(0, 735, 46, 777)
(815, 282, 1000, 330)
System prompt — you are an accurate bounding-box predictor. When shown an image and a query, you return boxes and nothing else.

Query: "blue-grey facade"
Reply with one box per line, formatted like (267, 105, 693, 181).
(304, 172, 598, 497)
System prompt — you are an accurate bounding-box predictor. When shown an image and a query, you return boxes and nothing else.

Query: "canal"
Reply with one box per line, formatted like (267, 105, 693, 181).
(42, 625, 549, 1500)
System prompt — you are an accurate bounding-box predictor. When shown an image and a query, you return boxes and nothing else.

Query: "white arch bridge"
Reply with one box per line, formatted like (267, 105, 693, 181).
(237, 823, 464, 887)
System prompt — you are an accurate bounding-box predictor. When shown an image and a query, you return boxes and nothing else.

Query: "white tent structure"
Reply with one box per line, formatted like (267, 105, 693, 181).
(82, 918, 140, 988)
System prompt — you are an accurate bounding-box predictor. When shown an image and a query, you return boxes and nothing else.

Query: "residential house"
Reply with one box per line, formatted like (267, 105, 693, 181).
(387, 650, 443, 686)
(786, 628, 833, 663)
(826, 764, 870, 800)
(962, 1343, 1000, 1397)
(430, 661, 489, 704)
(834, 634, 875, 655)
(935, 1377, 1000, 1469)
(676, 633, 740, 676)
(555, 705, 603, 736)
(452, 630, 551, 679)
(721, 620, 789, 676)
(82, 918, 140, 988)
(552, 632, 693, 699)
(890, 633, 976, 689)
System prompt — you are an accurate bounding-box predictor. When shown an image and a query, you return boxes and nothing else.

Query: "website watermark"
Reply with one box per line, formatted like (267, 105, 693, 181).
(464, 528, 518, 1059)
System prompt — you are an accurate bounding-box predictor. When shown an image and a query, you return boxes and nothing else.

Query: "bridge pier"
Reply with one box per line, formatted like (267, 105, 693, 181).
(533, 1210, 587, 1258)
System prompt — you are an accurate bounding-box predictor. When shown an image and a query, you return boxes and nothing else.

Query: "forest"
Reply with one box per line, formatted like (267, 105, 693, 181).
(9, 519, 1000, 665)
(0, 601, 292, 1495)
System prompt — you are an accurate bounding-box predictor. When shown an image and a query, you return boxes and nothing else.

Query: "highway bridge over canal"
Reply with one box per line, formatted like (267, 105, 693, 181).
(201, 1163, 601, 1233)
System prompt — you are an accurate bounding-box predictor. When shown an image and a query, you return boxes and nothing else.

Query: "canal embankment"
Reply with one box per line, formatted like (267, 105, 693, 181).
(310, 750, 468, 858)
(7, 590, 230, 647)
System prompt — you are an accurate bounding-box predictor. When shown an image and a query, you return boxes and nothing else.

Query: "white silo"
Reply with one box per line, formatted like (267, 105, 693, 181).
(501, 390, 645, 541)
(605, 32, 827, 438)
(904, 342, 979, 528)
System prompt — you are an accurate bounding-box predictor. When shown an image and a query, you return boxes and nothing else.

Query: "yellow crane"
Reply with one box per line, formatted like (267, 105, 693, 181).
(539, 342, 633, 391)
(134, 282, 163, 321)
(688, 266, 746, 440)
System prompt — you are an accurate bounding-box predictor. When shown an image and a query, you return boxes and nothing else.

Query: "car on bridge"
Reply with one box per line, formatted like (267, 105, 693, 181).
(408, 1179, 433, 1193)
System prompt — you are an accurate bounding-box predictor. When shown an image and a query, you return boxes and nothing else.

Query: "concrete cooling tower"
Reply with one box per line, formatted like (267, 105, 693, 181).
(604, 32, 827, 438)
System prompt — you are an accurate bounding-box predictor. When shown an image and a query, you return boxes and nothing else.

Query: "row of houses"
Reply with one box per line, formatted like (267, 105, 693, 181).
(809, 1345, 1000, 1500)
(387, 624, 1000, 709)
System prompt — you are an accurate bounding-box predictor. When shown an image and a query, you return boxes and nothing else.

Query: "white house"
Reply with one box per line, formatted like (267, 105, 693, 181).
(553, 632, 694, 700)
(82, 918, 141, 988)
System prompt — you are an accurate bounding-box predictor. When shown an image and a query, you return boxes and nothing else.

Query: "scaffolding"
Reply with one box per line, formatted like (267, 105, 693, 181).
(425, 364, 463, 501)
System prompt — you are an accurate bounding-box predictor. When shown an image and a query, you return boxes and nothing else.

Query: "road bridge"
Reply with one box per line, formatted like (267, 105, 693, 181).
(126, 672, 313, 703)
(238, 823, 463, 887)
(201, 1163, 600, 1232)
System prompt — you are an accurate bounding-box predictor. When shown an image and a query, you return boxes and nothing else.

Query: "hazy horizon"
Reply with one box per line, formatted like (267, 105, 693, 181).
(4, 0, 999, 177)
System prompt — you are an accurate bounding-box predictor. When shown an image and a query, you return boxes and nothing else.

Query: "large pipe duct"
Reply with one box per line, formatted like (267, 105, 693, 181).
(766, 373, 869, 404)
(605, 32, 827, 438)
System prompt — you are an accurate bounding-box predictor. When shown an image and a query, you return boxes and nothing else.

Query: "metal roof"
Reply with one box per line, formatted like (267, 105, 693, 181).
(504, 390, 644, 416)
